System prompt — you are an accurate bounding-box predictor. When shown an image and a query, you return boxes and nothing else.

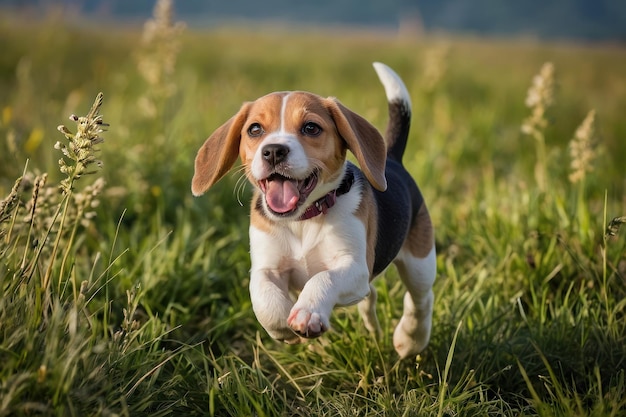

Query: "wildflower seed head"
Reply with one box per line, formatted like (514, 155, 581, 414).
(136, 0, 185, 115)
(56, 93, 107, 194)
(57, 125, 74, 140)
(521, 62, 555, 137)
(606, 216, 626, 238)
(80, 280, 89, 294)
(0, 176, 23, 224)
(74, 177, 106, 228)
(568, 110, 597, 184)
(23, 173, 48, 224)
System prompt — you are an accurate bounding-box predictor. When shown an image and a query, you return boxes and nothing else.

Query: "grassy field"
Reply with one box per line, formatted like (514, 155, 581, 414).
(1, 5, 626, 416)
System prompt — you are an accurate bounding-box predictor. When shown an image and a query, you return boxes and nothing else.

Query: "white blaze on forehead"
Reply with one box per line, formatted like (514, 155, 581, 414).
(279, 92, 291, 134)
(263, 92, 293, 142)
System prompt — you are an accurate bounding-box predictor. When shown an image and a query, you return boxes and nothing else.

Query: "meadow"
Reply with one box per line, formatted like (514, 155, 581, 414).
(1, 4, 626, 416)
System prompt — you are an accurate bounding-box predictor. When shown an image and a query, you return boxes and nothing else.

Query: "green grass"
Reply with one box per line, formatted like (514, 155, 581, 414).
(1, 9, 626, 416)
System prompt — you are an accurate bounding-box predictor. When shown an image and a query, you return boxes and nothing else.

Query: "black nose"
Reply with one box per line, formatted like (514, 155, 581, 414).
(262, 144, 289, 167)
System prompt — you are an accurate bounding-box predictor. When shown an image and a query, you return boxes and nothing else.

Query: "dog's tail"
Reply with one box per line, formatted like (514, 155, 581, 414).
(373, 62, 412, 164)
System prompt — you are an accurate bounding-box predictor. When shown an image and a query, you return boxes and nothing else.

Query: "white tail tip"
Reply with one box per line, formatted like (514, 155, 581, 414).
(372, 62, 411, 109)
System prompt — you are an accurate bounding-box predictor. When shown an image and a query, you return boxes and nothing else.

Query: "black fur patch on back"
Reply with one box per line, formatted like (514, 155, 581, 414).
(371, 159, 424, 276)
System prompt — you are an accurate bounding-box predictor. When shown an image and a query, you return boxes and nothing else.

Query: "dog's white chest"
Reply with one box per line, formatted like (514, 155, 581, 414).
(252, 221, 335, 290)
(249, 203, 367, 291)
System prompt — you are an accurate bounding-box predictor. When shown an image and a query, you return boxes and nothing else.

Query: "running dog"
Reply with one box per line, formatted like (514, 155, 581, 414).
(192, 63, 436, 358)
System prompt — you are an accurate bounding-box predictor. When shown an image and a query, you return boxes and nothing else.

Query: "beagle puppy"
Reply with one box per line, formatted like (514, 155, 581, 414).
(192, 63, 436, 358)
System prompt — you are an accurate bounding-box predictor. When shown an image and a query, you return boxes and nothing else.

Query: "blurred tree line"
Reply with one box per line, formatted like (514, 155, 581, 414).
(1, 0, 625, 41)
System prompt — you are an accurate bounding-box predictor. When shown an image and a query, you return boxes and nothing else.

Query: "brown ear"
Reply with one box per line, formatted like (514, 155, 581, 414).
(325, 98, 387, 191)
(191, 103, 251, 196)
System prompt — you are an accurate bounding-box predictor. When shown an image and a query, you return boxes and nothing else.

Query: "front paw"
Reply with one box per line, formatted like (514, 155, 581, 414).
(287, 307, 329, 338)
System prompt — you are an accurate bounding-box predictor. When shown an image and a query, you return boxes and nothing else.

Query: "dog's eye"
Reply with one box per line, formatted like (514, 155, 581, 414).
(302, 122, 322, 137)
(248, 123, 264, 137)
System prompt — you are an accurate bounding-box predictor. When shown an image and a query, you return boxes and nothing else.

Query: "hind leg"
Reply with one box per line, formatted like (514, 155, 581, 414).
(358, 283, 382, 337)
(393, 246, 437, 358)
(392, 203, 437, 358)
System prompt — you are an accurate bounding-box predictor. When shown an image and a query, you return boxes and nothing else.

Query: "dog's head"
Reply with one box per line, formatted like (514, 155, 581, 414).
(192, 91, 387, 220)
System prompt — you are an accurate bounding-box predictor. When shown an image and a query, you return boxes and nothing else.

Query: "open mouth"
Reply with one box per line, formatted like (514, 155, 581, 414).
(258, 171, 319, 216)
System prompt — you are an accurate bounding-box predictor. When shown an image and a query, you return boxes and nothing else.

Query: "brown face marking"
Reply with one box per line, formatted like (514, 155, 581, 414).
(250, 193, 275, 232)
(406, 203, 434, 258)
(238, 93, 285, 168)
(281, 93, 347, 183)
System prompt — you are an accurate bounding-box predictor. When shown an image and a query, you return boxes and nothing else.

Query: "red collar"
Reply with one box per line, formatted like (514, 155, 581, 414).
(299, 170, 354, 221)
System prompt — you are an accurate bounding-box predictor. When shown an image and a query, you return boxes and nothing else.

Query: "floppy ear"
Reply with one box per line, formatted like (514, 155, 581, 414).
(325, 98, 387, 191)
(191, 103, 251, 196)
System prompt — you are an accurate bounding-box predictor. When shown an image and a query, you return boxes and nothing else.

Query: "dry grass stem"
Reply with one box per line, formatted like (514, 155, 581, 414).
(136, 0, 185, 116)
(521, 62, 556, 191)
(42, 93, 108, 292)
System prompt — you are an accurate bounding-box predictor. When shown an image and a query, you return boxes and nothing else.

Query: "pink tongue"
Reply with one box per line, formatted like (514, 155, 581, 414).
(265, 178, 300, 213)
